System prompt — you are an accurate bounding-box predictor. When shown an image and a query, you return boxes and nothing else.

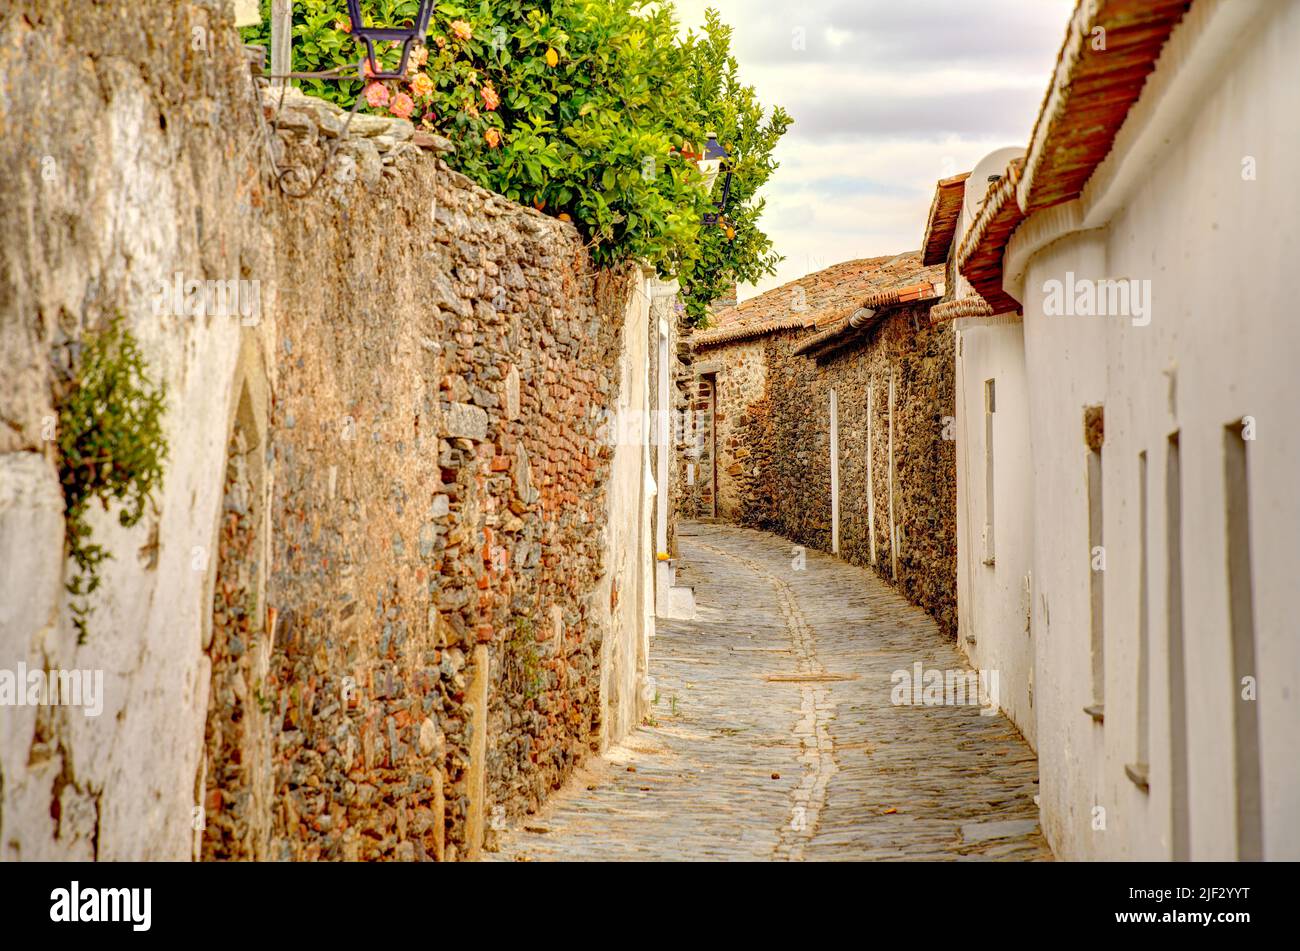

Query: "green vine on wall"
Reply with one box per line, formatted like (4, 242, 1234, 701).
(55, 316, 168, 643)
(507, 615, 545, 701)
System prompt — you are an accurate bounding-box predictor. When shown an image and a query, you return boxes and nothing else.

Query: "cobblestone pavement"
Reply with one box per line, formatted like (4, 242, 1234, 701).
(492, 521, 1053, 861)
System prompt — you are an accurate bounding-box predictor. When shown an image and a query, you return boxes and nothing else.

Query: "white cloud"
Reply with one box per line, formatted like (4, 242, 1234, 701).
(670, 0, 1076, 299)
(824, 25, 853, 49)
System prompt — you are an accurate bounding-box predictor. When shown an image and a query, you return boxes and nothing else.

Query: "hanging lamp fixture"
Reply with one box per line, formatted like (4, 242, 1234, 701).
(699, 132, 733, 226)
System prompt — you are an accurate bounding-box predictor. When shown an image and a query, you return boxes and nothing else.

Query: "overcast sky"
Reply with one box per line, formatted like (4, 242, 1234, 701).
(671, 0, 1076, 299)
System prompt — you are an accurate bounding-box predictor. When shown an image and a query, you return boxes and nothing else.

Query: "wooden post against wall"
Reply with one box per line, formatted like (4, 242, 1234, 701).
(829, 389, 840, 555)
(887, 366, 898, 580)
(271, 0, 292, 86)
(463, 644, 489, 860)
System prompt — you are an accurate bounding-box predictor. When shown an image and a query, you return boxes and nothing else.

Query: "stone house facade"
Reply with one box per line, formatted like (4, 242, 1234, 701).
(680, 253, 958, 637)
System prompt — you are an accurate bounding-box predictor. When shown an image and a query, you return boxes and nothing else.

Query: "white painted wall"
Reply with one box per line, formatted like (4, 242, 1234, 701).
(1004, 0, 1300, 860)
(953, 315, 1036, 748)
(597, 267, 656, 749)
(0, 78, 265, 860)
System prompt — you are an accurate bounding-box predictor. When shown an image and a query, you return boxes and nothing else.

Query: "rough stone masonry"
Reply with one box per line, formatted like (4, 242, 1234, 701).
(0, 0, 643, 861)
(680, 300, 957, 640)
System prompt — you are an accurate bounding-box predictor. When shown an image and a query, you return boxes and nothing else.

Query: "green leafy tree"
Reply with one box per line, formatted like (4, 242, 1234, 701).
(243, 1, 788, 324)
(676, 10, 792, 325)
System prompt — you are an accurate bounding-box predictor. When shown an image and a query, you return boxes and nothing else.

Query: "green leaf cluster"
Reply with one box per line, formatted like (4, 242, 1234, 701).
(241, 1, 790, 325)
(56, 316, 168, 643)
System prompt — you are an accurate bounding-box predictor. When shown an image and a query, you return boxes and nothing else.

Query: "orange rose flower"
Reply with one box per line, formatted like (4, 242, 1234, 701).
(481, 82, 500, 111)
(410, 73, 435, 100)
(390, 92, 415, 120)
(484, 128, 502, 149)
(450, 20, 473, 41)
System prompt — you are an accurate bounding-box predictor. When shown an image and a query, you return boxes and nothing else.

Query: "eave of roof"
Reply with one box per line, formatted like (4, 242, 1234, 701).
(691, 253, 938, 352)
(954, 158, 1026, 315)
(791, 282, 939, 359)
(1017, 0, 1191, 217)
(921, 172, 970, 266)
(690, 316, 810, 351)
(928, 292, 995, 325)
(956, 0, 1190, 311)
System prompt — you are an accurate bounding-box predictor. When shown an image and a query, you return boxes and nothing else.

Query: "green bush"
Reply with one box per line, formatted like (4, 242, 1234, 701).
(242, 1, 789, 324)
(56, 317, 168, 643)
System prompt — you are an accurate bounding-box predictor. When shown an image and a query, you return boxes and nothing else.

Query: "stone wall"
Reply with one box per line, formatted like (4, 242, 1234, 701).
(688, 305, 958, 638)
(708, 338, 768, 523)
(669, 328, 697, 538)
(0, 0, 276, 861)
(252, 142, 637, 861)
(680, 371, 716, 518)
(764, 309, 957, 636)
(0, 0, 646, 861)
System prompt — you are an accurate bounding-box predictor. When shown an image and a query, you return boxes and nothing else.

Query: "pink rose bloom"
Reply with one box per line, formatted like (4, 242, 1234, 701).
(390, 92, 415, 119)
(365, 82, 390, 108)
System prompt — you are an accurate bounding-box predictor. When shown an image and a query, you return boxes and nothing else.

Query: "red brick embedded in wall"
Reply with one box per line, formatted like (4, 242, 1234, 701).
(253, 147, 631, 860)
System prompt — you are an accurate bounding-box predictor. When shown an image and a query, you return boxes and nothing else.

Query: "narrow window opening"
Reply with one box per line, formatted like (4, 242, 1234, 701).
(1225, 421, 1262, 860)
(1084, 405, 1104, 721)
(1127, 451, 1150, 790)
(982, 379, 996, 566)
(1167, 432, 1189, 860)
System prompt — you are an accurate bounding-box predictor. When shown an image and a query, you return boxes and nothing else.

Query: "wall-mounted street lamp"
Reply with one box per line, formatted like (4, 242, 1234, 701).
(345, 0, 436, 80)
(699, 132, 733, 226)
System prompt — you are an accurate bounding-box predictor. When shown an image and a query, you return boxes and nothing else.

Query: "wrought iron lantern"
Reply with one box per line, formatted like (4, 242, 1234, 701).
(700, 132, 733, 226)
(346, 0, 436, 80)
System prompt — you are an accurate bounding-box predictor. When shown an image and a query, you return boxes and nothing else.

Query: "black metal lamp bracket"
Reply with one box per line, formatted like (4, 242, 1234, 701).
(347, 0, 436, 80)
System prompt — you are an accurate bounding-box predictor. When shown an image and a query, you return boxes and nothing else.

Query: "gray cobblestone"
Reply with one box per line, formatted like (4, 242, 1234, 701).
(492, 521, 1052, 861)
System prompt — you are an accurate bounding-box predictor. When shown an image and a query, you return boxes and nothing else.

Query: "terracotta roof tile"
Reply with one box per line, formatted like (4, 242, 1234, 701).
(792, 282, 942, 358)
(928, 292, 995, 325)
(956, 0, 1189, 309)
(955, 158, 1026, 315)
(692, 252, 942, 351)
(921, 172, 970, 266)
(1017, 0, 1189, 216)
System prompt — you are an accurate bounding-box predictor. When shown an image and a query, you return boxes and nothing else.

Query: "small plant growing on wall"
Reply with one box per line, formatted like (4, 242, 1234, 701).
(55, 315, 168, 643)
(506, 615, 545, 701)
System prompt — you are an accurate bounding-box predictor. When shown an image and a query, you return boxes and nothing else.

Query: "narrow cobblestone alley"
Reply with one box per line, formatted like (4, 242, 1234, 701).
(494, 522, 1052, 861)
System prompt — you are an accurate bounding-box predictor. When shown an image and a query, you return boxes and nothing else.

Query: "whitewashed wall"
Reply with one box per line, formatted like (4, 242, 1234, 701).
(1004, 0, 1300, 860)
(953, 315, 1036, 748)
(596, 267, 655, 749)
(0, 50, 270, 859)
